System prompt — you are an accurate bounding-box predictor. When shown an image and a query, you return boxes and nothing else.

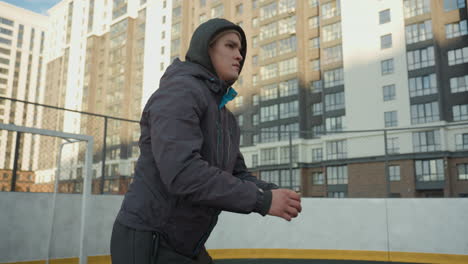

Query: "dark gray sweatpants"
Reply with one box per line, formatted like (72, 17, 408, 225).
(110, 221, 213, 264)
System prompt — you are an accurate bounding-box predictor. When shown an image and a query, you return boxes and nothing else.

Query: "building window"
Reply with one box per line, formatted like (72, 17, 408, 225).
(0, 37, 12, 45)
(260, 42, 277, 61)
(199, 14, 207, 24)
(457, 164, 468, 180)
(322, 22, 341, 42)
(405, 20, 433, 44)
(252, 113, 259, 126)
(324, 68, 344, 88)
(0, 27, 13, 36)
(261, 126, 278, 143)
(312, 172, 324, 184)
(279, 78, 298, 97)
(389, 165, 401, 181)
(200, 0, 206, 7)
(379, 9, 391, 24)
(260, 2, 277, 20)
(280, 145, 299, 164)
(408, 73, 437, 97)
(252, 17, 259, 28)
(407, 46, 435, 70)
(253, 0, 259, 9)
(453, 104, 468, 121)
(253, 94, 259, 106)
(308, 16, 319, 28)
(327, 165, 348, 184)
(160, 62, 164, 70)
(278, 57, 297, 76)
(172, 6, 182, 18)
(252, 74, 258, 86)
(321, 0, 341, 20)
(261, 22, 278, 40)
(328, 192, 346, 198)
(237, 115, 244, 126)
(448, 46, 468, 66)
(322, 45, 342, 65)
(326, 116, 345, 132)
(326, 140, 347, 160)
(162, 16, 166, 24)
(312, 103, 323, 116)
(235, 95, 243, 108)
(309, 37, 320, 49)
(415, 159, 444, 182)
(0, 17, 14, 26)
(455, 133, 468, 150)
(383, 84, 396, 101)
(309, 0, 319, 8)
(161, 46, 165, 55)
(252, 154, 258, 167)
(261, 148, 277, 165)
(280, 123, 299, 140)
(310, 59, 320, 71)
(260, 104, 278, 122)
(387, 137, 400, 154)
(236, 3, 243, 15)
(312, 125, 324, 137)
(251, 55, 258, 67)
(445, 20, 468, 39)
(279, 101, 299, 119)
(384, 111, 398, 127)
(260, 63, 278, 80)
(381, 34, 392, 49)
(381, 58, 394, 75)
(171, 38, 180, 52)
(312, 148, 323, 161)
(211, 5, 224, 18)
(278, 0, 296, 14)
(450, 74, 468, 93)
(325, 92, 345, 112)
(161, 31, 165, 39)
(411, 101, 439, 124)
(279, 35, 297, 55)
(413, 130, 441, 152)
(403, 0, 431, 18)
(310, 80, 322, 93)
(444, 0, 466, 11)
(261, 83, 278, 101)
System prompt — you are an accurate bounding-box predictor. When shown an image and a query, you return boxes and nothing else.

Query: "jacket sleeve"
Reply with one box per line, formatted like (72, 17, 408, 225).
(232, 150, 279, 191)
(148, 76, 268, 215)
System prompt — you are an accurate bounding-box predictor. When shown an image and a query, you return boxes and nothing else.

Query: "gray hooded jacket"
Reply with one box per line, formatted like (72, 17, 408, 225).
(116, 18, 278, 258)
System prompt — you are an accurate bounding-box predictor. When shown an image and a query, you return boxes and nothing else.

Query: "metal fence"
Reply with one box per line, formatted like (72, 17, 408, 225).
(1, 96, 467, 198)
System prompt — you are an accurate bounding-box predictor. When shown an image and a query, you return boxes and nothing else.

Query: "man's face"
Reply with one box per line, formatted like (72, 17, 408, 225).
(208, 32, 243, 82)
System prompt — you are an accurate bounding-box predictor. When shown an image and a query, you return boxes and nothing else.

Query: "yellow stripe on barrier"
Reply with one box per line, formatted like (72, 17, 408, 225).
(4, 250, 468, 264)
(207, 249, 468, 264)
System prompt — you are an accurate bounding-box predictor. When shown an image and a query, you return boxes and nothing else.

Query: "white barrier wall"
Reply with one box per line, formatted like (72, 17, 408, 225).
(0, 193, 467, 262)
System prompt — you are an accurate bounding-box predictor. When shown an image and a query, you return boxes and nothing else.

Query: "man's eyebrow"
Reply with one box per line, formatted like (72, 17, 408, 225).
(226, 39, 242, 49)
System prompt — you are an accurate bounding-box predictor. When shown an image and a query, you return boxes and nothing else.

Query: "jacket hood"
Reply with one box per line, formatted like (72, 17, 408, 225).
(185, 18, 247, 81)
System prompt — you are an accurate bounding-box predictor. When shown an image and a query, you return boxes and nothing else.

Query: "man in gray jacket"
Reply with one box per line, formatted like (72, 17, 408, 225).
(111, 18, 302, 264)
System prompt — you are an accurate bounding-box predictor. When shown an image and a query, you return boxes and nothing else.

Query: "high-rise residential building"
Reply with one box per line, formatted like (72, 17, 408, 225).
(33, 0, 172, 192)
(172, 0, 468, 198)
(0, 2, 47, 192)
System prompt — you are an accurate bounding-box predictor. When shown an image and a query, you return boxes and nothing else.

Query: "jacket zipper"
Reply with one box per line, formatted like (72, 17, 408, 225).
(216, 109, 222, 167)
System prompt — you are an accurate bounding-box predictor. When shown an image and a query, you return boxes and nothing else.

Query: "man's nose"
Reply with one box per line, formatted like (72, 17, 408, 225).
(234, 50, 243, 61)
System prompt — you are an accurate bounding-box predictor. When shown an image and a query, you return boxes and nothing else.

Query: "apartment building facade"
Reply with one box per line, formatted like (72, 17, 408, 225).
(0, 2, 47, 192)
(32, 0, 172, 193)
(171, 0, 468, 198)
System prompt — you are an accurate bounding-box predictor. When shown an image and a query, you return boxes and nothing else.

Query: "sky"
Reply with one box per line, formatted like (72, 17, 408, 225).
(3, 0, 62, 15)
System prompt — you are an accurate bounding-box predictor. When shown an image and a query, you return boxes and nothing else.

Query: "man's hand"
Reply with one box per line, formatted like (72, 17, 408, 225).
(268, 189, 302, 221)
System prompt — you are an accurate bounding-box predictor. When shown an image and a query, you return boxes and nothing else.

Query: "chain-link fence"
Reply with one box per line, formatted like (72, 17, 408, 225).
(1, 96, 467, 198)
